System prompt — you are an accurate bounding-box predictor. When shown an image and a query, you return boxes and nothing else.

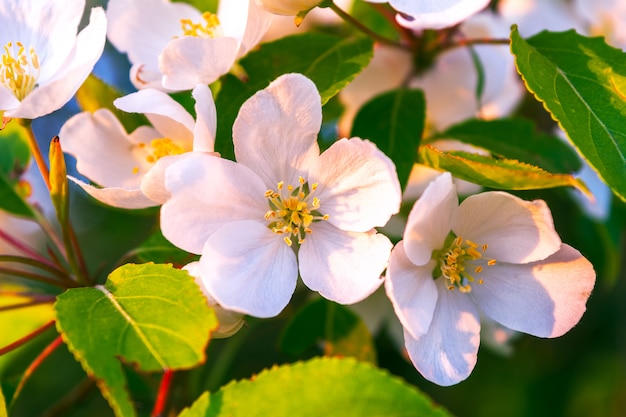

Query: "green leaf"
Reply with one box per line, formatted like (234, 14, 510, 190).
(241, 33, 374, 105)
(351, 89, 425, 191)
(0, 121, 30, 177)
(179, 357, 453, 417)
(129, 230, 198, 267)
(510, 26, 626, 201)
(418, 145, 589, 194)
(0, 172, 35, 218)
(55, 263, 217, 417)
(433, 118, 582, 173)
(75, 75, 149, 133)
(280, 298, 376, 364)
(215, 34, 374, 160)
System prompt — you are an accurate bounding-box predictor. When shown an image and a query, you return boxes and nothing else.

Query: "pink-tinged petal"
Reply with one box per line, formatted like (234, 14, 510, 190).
(470, 244, 595, 338)
(404, 281, 481, 386)
(403, 172, 457, 267)
(233, 73, 322, 187)
(198, 220, 298, 318)
(298, 221, 390, 304)
(106, 0, 202, 72)
(220, 0, 273, 57)
(114, 89, 195, 142)
(192, 84, 216, 152)
(141, 153, 197, 205)
(68, 176, 157, 209)
(183, 261, 245, 338)
(0, 88, 20, 113)
(309, 138, 401, 232)
(385, 241, 438, 340)
(454, 192, 562, 264)
(129, 64, 164, 90)
(161, 153, 268, 254)
(8, 7, 107, 119)
(393, 0, 490, 30)
(159, 36, 238, 91)
(59, 109, 149, 189)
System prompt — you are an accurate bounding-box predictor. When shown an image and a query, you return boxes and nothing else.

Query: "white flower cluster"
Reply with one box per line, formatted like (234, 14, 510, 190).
(1, 0, 609, 386)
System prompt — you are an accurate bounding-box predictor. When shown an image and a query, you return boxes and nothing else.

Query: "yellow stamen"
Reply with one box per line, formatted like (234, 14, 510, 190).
(180, 12, 222, 38)
(1, 41, 41, 100)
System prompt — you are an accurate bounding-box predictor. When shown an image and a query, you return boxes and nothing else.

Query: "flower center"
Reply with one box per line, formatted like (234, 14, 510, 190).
(180, 12, 222, 38)
(132, 137, 188, 174)
(434, 234, 496, 293)
(0, 41, 40, 101)
(264, 176, 329, 247)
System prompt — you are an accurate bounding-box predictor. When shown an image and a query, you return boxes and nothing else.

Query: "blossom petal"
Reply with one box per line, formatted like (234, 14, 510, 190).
(404, 281, 481, 386)
(385, 241, 438, 340)
(8, 7, 107, 119)
(454, 191, 562, 264)
(106, 0, 202, 73)
(393, 0, 491, 30)
(403, 172, 458, 266)
(198, 220, 298, 318)
(470, 244, 595, 338)
(68, 176, 157, 209)
(192, 83, 217, 152)
(219, 0, 272, 57)
(114, 89, 195, 142)
(308, 138, 401, 232)
(159, 36, 239, 91)
(299, 221, 390, 304)
(59, 109, 150, 189)
(233, 73, 322, 187)
(161, 153, 267, 254)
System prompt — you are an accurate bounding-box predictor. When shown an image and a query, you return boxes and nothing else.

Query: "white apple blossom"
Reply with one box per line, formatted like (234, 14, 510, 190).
(365, 0, 490, 30)
(0, 0, 106, 120)
(106, 0, 272, 91)
(159, 73, 402, 318)
(385, 172, 596, 385)
(184, 262, 245, 338)
(59, 84, 216, 209)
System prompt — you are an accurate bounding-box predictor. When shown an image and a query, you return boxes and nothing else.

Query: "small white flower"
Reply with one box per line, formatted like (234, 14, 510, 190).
(159, 73, 402, 318)
(365, 0, 490, 30)
(59, 84, 216, 209)
(385, 172, 596, 385)
(0, 0, 106, 119)
(106, 0, 272, 91)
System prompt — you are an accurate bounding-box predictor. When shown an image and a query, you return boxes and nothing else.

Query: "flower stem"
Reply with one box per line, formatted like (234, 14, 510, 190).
(152, 369, 174, 417)
(0, 254, 71, 282)
(11, 334, 63, 405)
(19, 119, 50, 190)
(0, 266, 75, 288)
(0, 296, 55, 313)
(328, 1, 408, 50)
(0, 320, 56, 356)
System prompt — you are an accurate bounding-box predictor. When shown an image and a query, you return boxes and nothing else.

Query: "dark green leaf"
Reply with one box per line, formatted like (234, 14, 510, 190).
(280, 298, 376, 364)
(0, 121, 30, 177)
(433, 118, 582, 173)
(510, 26, 626, 201)
(0, 172, 35, 218)
(129, 230, 198, 267)
(351, 88, 425, 191)
(55, 263, 217, 417)
(179, 357, 453, 417)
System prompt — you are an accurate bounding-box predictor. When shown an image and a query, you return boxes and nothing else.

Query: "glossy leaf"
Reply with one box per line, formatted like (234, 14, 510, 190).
(351, 88, 425, 191)
(433, 118, 582, 173)
(215, 34, 373, 160)
(0, 172, 35, 219)
(179, 357, 452, 417)
(418, 145, 589, 194)
(510, 26, 626, 201)
(75, 75, 149, 133)
(55, 263, 217, 417)
(280, 298, 376, 364)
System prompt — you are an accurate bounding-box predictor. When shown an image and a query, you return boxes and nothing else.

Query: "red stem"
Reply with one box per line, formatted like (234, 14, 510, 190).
(152, 369, 174, 417)
(0, 320, 56, 356)
(0, 297, 55, 313)
(12, 335, 63, 402)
